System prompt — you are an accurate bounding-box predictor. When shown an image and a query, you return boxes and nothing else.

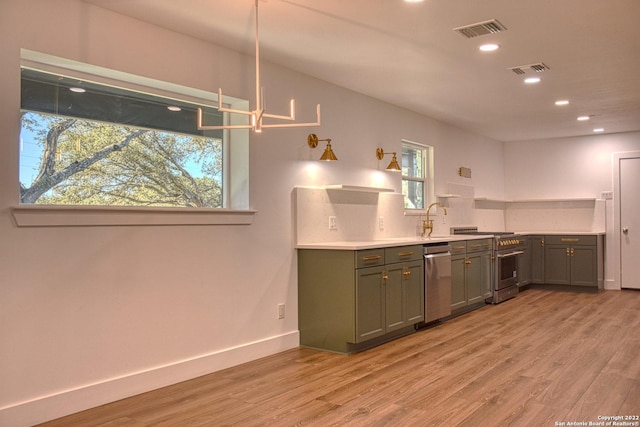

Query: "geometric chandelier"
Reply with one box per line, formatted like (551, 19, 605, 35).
(197, 0, 321, 133)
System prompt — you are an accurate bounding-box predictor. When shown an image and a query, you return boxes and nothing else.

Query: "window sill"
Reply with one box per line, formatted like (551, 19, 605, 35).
(10, 205, 257, 227)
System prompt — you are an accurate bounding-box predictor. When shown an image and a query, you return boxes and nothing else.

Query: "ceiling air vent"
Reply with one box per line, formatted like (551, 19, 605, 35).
(508, 63, 551, 75)
(453, 19, 507, 39)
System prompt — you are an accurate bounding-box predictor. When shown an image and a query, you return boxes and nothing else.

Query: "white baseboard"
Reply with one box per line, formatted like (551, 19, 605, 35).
(604, 279, 620, 290)
(0, 331, 299, 427)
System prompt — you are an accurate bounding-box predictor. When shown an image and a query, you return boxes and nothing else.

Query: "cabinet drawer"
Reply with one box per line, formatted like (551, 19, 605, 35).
(545, 235, 597, 246)
(450, 241, 467, 255)
(385, 245, 422, 263)
(466, 238, 493, 253)
(355, 249, 385, 268)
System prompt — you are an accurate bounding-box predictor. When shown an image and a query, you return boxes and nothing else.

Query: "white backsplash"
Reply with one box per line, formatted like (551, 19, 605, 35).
(294, 186, 606, 245)
(294, 187, 418, 244)
(505, 199, 606, 232)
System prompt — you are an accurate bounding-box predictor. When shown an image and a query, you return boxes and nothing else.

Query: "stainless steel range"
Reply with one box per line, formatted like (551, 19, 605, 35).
(451, 227, 525, 304)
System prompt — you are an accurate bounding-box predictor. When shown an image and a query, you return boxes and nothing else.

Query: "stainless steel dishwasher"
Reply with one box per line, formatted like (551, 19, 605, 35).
(424, 244, 452, 322)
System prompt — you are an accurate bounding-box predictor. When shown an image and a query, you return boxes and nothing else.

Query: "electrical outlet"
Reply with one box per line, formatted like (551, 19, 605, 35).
(601, 191, 613, 200)
(329, 216, 337, 230)
(278, 303, 285, 319)
(379, 216, 385, 231)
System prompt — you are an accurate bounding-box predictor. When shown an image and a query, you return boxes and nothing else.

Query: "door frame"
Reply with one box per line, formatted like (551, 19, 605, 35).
(612, 151, 640, 289)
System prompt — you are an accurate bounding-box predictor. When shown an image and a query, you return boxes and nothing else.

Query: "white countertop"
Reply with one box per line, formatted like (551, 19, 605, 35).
(296, 231, 605, 250)
(515, 231, 605, 236)
(295, 235, 490, 250)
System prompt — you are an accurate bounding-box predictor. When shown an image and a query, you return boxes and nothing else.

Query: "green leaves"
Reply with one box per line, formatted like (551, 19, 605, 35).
(20, 112, 223, 208)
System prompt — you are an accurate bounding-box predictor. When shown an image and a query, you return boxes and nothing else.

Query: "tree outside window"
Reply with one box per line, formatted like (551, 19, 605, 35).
(20, 68, 226, 208)
(401, 141, 433, 210)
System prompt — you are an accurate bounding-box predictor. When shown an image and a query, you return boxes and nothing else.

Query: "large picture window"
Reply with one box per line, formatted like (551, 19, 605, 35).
(20, 67, 230, 209)
(401, 140, 433, 210)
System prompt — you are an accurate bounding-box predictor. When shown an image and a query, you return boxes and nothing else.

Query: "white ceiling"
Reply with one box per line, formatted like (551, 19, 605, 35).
(87, 0, 640, 142)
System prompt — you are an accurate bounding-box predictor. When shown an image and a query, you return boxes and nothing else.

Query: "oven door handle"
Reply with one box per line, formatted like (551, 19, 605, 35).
(496, 250, 524, 258)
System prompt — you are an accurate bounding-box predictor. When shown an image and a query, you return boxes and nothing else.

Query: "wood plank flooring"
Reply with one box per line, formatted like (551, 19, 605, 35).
(38, 287, 640, 426)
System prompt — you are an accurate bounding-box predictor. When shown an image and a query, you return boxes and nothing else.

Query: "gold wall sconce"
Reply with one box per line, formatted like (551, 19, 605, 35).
(308, 133, 337, 161)
(376, 148, 401, 171)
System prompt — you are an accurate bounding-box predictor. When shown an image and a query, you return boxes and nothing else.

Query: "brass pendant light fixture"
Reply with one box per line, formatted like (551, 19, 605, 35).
(376, 148, 401, 171)
(308, 134, 337, 161)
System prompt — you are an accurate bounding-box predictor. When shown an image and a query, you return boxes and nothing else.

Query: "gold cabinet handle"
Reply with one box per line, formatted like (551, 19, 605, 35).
(566, 248, 570, 256)
(570, 248, 575, 256)
(397, 251, 415, 257)
(453, 245, 466, 250)
(465, 259, 472, 265)
(402, 268, 411, 279)
(541, 239, 545, 247)
(382, 272, 389, 282)
(362, 255, 382, 261)
(469, 244, 482, 249)
(561, 238, 580, 243)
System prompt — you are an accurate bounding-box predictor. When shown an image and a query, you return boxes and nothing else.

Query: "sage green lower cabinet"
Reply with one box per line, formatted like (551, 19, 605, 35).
(299, 245, 424, 353)
(450, 239, 492, 314)
(355, 265, 386, 342)
(384, 259, 424, 331)
(542, 235, 603, 288)
(480, 250, 493, 299)
(530, 236, 545, 284)
(450, 253, 467, 311)
(519, 236, 530, 287)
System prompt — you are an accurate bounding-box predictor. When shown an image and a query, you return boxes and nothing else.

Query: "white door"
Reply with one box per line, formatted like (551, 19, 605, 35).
(620, 156, 640, 289)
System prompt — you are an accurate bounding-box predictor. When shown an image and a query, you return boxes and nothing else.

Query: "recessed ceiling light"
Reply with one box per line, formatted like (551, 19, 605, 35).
(524, 77, 541, 84)
(404, 0, 424, 3)
(167, 106, 182, 112)
(69, 87, 86, 93)
(554, 100, 569, 106)
(479, 43, 500, 52)
(577, 115, 591, 121)
(593, 128, 605, 133)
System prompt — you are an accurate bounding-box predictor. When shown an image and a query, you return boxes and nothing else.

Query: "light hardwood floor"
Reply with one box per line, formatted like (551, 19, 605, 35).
(38, 287, 640, 426)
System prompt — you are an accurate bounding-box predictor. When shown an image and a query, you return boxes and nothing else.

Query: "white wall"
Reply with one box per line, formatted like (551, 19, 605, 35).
(504, 132, 640, 289)
(0, 1, 505, 425)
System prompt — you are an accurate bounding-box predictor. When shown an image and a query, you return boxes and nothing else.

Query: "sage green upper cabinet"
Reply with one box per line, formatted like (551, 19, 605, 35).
(543, 235, 602, 287)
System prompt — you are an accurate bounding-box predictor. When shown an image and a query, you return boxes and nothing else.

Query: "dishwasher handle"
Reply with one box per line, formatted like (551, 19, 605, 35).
(424, 244, 451, 255)
(425, 251, 451, 260)
(496, 250, 524, 258)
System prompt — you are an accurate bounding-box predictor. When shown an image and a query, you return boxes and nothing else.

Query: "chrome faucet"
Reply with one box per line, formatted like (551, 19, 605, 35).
(422, 202, 447, 237)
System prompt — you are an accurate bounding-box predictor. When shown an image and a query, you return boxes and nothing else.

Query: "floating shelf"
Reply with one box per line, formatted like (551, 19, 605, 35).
(436, 194, 461, 198)
(324, 185, 394, 193)
(474, 197, 597, 203)
(508, 198, 596, 203)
